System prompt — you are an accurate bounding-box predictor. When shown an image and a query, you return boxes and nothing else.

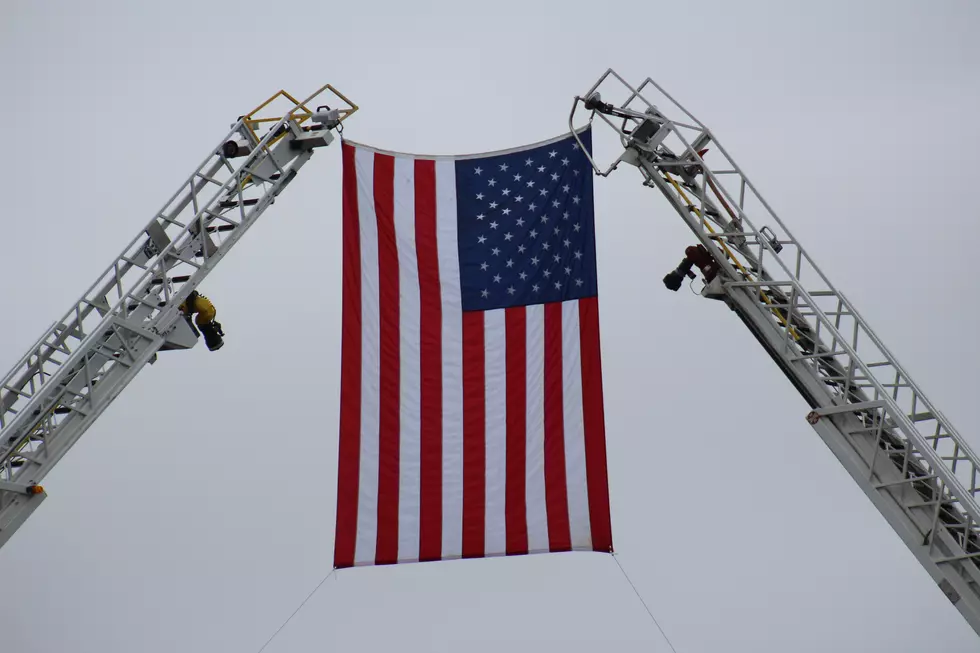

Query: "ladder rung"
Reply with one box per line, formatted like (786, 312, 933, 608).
(217, 198, 258, 210)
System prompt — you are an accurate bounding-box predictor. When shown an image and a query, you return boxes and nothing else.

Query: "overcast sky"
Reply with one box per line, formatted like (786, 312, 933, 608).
(2, 1, 979, 651)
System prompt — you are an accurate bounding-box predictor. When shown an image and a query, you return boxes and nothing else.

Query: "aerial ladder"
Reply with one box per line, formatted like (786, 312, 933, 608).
(0, 83, 357, 548)
(570, 70, 980, 637)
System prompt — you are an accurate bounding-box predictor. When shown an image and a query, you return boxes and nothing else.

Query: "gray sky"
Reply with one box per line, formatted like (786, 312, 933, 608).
(2, 0, 979, 651)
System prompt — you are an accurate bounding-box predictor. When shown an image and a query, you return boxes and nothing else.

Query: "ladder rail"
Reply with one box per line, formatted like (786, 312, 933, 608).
(572, 70, 980, 636)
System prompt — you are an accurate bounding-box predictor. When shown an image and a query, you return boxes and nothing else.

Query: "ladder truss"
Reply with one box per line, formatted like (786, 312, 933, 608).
(570, 69, 980, 636)
(0, 83, 357, 548)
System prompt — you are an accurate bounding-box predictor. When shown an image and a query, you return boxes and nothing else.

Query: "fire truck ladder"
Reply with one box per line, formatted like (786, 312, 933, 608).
(0, 84, 357, 549)
(571, 69, 980, 637)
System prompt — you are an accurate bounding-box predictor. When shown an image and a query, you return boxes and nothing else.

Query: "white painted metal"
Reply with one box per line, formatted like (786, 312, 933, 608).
(571, 70, 980, 637)
(0, 84, 353, 548)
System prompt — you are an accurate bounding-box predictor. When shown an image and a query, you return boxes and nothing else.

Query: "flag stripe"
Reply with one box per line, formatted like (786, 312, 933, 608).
(354, 147, 380, 566)
(415, 159, 442, 562)
(579, 297, 612, 553)
(436, 159, 464, 560)
(544, 302, 571, 552)
(334, 143, 362, 569)
(462, 311, 486, 558)
(394, 156, 421, 563)
(562, 300, 591, 549)
(375, 153, 400, 565)
(505, 307, 528, 556)
(525, 304, 549, 553)
(484, 309, 507, 556)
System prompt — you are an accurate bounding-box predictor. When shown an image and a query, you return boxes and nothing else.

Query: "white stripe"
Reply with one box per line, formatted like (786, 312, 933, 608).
(354, 147, 380, 565)
(436, 159, 464, 559)
(394, 155, 421, 562)
(562, 300, 591, 549)
(483, 308, 508, 556)
(524, 304, 549, 553)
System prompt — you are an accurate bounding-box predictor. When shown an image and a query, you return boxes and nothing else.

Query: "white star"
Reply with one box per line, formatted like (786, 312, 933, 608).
(574, 250, 583, 260)
(525, 157, 533, 166)
(477, 213, 485, 220)
(517, 244, 526, 253)
(504, 232, 513, 241)
(564, 266, 571, 275)
(549, 150, 557, 158)
(515, 195, 524, 203)
(492, 247, 501, 256)
(516, 218, 525, 227)
(519, 271, 528, 280)
(502, 208, 511, 216)
(493, 274, 502, 283)
(508, 286, 516, 295)
(573, 169, 580, 176)
(480, 261, 489, 271)
(561, 157, 569, 166)
(513, 173, 522, 181)
(506, 259, 514, 268)
(488, 178, 497, 186)
(543, 242, 551, 251)
(572, 196, 581, 204)
(554, 226, 560, 235)
(533, 283, 541, 292)
(478, 235, 487, 244)
(490, 221, 499, 229)
(529, 202, 537, 211)
(555, 281, 562, 289)
(476, 193, 484, 200)
(489, 201, 498, 209)
(552, 200, 560, 208)
(475, 167, 483, 175)
(553, 253, 561, 263)
(502, 188, 511, 196)
(575, 278, 584, 287)
(529, 229, 538, 238)
(541, 215, 549, 223)
(481, 289, 489, 298)
(537, 166, 545, 173)
(551, 172, 559, 181)
(540, 189, 548, 197)
(544, 269, 552, 278)
(526, 180, 535, 188)
(572, 142, 579, 150)
(531, 256, 540, 265)
(563, 238, 571, 248)
(562, 211, 569, 220)
(499, 163, 509, 171)
(573, 223, 581, 232)
(562, 184, 570, 193)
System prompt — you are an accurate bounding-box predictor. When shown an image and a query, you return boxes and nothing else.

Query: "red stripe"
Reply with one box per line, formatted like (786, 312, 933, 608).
(374, 153, 400, 565)
(415, 159, 443, 562)
(543, 303, 571, 552)
(579, 297, 612, 553)
(462, 312, 486, 558)
(334, 143, 362, 569)
(505, 307, 528, 556)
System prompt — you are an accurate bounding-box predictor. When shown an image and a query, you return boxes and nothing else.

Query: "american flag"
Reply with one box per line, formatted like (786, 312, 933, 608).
(333, 128, 612, 568)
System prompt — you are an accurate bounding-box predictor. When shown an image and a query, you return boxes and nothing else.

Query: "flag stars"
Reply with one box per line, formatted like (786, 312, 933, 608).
(563, 238, 571, 248)
(492, 247, 501, 256)
(480, 261, 489, 271)
(571, 142, 579, 150)
(550, 172, 560, 181)
(544, 269, 552, 278)
(574, 250, 583, 260)
(562, 211, 570, 220)
(490, 220, 499, 229)
(575, 278, 584, 287)
(489, 201, 498, 209)
(502, 208, 511, 216)
(504, 232, 513, 241)
(478, 235, 487, 244)
(553, 253, 561, 263)
(549, 150, 557, 158)
(502, 188, 511, 196)
(515, 195, 524, 203)
(517, 244, 526, 253)
(573, 223, 581, 232)
(537, 165, 546, 173)
(564, 266, 572, 275)
(488, 178, 497, 186)
(555, 281, 562, 289)
(573, 169, 580, 176)
(526, 180, 535, 188)
(572, 195, 581, 204)
(475, 167, 483, 175)
(552, 200, 560, 208)
(513, 173, 522, 182)
(506, 259, 515, 268)
(529, 202, 537, 211)
(525, 157, 533, 166)
(561, 157, 569, 166)
(533, 283, 541, 292)
(508, 286, 516, 295)
(516, 218, 525, 227)
(477, 213, 485, 220)
(554, 226, 561, 235)
(543, 242, 551, 251)
(499, 163, 509, 171)
(531, 256, 540, 265)
(476, 193, 484, 200)
(562, 185, 570, 193)
(540, 189, 549, 197)
(529, 229, 538, 238)
(541, 215, 549, 224)
(493, 274, 502, 283)
(481, 289, 489, 298)
(519, 271, 528, 280)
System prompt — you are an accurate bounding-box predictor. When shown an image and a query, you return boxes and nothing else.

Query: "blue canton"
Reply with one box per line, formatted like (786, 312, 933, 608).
(456, 129, 597, 312)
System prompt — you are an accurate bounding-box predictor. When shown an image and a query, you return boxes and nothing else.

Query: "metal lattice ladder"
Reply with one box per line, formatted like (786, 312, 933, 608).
(571, 69, 980, 637)
(0, 84, 357, 548)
